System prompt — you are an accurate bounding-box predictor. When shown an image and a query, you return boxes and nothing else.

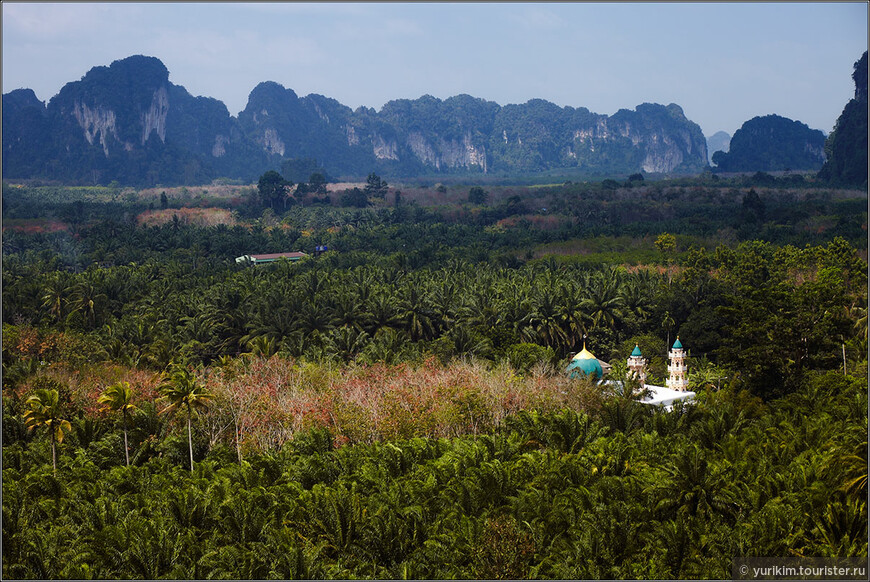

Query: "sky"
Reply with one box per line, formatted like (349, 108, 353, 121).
(2, 2, 867, 137)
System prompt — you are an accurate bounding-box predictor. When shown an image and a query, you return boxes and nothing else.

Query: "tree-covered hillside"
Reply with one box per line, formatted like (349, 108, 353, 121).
(818, 51, 868, 189)
(711, 114, 827, 172)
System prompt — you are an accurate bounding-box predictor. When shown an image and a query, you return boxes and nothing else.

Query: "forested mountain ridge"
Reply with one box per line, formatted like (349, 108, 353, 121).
(710, 114, 827, 172)
(818, 51, 868, 188)
(2, 55, 709, 185)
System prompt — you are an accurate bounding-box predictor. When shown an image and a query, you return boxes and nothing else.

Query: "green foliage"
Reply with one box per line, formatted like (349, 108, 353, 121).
(339, 187, 369, 208)
(507, 342, 556, 374)
(2, 373, 865, 579)
(364, 172, 389, 198)
(468, 186, 488, 204)
(257, 170, 291, 211)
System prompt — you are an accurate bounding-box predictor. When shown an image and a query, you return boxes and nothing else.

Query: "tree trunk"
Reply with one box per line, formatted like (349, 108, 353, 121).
(843, 343, 847, 376)
(51, 425, 57, 475)
(187, 405, 194, 472)
(234, 416, 242, 464)
(122, 411, 130, 467)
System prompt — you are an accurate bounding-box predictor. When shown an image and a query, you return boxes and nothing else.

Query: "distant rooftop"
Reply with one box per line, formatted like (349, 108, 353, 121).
(235, 252, 308, 264)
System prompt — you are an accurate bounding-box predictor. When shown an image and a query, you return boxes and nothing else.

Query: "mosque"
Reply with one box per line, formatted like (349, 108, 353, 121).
(567, 337, 695, 409)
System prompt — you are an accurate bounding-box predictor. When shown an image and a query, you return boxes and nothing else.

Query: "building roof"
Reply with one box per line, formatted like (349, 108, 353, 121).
(672, 337, 683, 349)
(566, 357, 604, 379)
(572, 345, 597, 361)
(567, 342, 613, 379)
(631, 344, 643, 357)
(249, 252, 307, 260)
(235, 252, 308, 264)
(639, 384, 695, 410)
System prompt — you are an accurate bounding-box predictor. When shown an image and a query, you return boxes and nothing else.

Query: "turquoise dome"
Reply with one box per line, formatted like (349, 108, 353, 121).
(566, 345, 604, 379)
(672, 338, 683, 349)
(631, 345, 643, 357)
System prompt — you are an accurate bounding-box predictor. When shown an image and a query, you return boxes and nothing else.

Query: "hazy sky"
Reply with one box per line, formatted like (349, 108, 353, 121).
(3, 2, 867, 136)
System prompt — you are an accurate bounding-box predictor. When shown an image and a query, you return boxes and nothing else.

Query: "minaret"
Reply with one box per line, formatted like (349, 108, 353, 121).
(666, 337, 689, 391)
(627, 344, 647, 385)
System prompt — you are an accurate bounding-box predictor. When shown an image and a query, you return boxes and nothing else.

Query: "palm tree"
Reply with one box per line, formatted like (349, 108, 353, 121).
(366, 292, 402, 336)
(661, 311, 676, 351)
(296, 299, 338, 339)
(41, 274, 71, 324)
(97, 381, 138, 466)
(331, 291, 372, 332)
(581, 275, 625, 331)
(68, 278, 107, 330)
(325, 326, 370, 363)
(159, 366, 213, 471)
(23, 388, 71, 474)
(524, 290, 568, 349)
(398, 283, 436, 341)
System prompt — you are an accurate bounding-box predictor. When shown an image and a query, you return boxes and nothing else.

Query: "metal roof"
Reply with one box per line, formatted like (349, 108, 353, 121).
(248, 252, 307, 260)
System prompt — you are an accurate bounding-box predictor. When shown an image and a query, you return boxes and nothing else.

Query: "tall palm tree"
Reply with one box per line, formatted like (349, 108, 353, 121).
(23, 388, 71, 474)
(159, 366, 213, 471)
(69, 279, 107, 330)
(41, 274, 71, 324)
(97, 381, 138, 466)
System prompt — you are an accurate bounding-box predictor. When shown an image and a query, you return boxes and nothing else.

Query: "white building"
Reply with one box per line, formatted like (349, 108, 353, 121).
(568, 340, 695, 411)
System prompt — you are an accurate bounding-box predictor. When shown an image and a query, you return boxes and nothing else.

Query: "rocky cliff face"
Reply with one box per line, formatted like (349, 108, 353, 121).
(3, 55, 710, 185)
(141, 86, 169, 146)
(2, 56, 268, 184)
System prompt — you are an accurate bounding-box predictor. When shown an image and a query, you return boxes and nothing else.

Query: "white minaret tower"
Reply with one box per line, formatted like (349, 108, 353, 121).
(627, 344, 647, 385)
(666, 337, 689, 391)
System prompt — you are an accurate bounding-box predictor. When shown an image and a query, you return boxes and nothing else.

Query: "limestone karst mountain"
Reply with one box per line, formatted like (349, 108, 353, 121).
(3, 55, 710, 185)
(711, 115, 827, 173)
(818, 51, 868, 188)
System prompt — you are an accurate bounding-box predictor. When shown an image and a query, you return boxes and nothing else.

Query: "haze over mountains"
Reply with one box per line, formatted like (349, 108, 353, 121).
(2, 53, 861, 187)
(705, 131, 730, 165)
(3, 55, 712, 186)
